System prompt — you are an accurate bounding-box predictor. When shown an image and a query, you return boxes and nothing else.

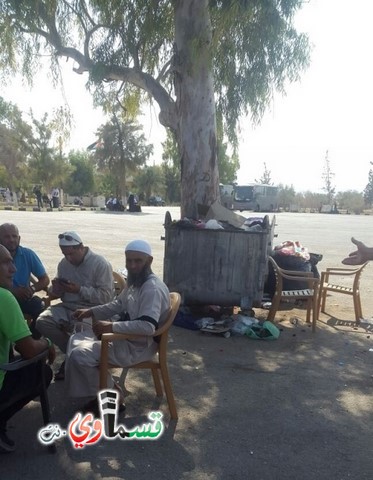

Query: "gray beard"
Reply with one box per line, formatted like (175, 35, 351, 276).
(127, 266, 152, 288)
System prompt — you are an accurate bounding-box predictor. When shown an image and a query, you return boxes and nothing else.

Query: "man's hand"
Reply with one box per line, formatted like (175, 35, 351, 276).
(93, 321, 113, 338)
(12, 286, 34, 301)
(58, 278, 80, 294)
(342, 237, 373, 265)
(73, 308, 93, 321)
(47, 345, 56, 365)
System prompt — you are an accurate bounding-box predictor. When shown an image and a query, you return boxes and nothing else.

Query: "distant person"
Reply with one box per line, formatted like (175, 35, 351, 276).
(51, 188, 59, 208)
(36, 231, 114, 381)
(4, 188, 11, 205)
(0, 223, 49, 336)
(106, 196, 114, 211)
(342, 237, 373, 265)
(127, 193, 135, 212)
(66, 239, 170, 414)
(112, 197, 119, 211)
(33, 185, 43, 209)
(43, 193, 52, 208)
(0, 244, 55, 454)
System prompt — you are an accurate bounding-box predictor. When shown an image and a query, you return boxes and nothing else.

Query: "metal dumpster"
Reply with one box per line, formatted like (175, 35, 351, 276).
(163, 215, 275, 308)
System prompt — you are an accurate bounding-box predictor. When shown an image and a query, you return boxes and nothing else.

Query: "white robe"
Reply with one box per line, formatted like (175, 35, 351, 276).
(65, 274, 170, 398)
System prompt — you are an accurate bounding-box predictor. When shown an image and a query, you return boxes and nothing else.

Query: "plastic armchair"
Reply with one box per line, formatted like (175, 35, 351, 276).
(267, 256, 320, 332)
(0, 349, 55, 453)
(112, 271, 127, 296)
(99, 292, 181, 420)
(317, 262, 368, 324)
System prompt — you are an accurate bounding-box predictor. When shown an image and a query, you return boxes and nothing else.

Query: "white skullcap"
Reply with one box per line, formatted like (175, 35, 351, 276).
(58, 231, 82, 246)
(125, 239, 152, 256)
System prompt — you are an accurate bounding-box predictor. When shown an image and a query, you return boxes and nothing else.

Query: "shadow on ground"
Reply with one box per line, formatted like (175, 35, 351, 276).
(2, 304, 373, 480)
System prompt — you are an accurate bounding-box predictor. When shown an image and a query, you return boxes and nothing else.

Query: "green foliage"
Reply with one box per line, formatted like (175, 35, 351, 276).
(336, 190, 365, 214)
(133, 165, 164, 201)
(0, 96, 74, 192)
(321, 150, 335, 203)
(211, 0, 310, 144)
(0, 0, 310, 146)
(216, 114, 239, 183)
(277, 183, 296, 209)
(363, 163, 373, 207)
(26, 112, 71, 189)
(255, 162, 273, 185)
(0, 1, 310, 214)
(64, 150, 95, 195)
(93, 115, 153, 197)
(161, 130, 181, 203)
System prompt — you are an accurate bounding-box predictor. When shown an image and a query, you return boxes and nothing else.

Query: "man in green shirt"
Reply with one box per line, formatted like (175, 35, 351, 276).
(0, 245, 55, 454)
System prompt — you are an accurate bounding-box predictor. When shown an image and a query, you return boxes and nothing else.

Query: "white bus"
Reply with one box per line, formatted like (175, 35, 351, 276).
(233, 184, 278, 212)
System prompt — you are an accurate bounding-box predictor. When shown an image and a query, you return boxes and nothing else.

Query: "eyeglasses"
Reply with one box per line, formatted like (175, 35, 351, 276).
(58, 234, 81, 243)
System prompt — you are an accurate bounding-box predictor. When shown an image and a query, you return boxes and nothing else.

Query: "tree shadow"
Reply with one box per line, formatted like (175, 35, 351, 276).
(2, 314, 373, 480)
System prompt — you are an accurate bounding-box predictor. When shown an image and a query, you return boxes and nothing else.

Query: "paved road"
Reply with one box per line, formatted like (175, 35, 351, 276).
(0, 208, 372, 480)
(1, 207, 372, 313)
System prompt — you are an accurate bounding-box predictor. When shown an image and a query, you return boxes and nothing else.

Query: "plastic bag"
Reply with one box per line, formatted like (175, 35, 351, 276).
(231, 315, 258, 335)
(274, 241, 310, 261)
(245, 321, 280, 340)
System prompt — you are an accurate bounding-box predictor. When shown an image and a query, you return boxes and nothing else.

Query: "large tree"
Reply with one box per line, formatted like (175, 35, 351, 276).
(93, 116, 152, 198)
(0, 0, 310, 218)
(0, 97, 33, 198)
(26, 112, 70, 190)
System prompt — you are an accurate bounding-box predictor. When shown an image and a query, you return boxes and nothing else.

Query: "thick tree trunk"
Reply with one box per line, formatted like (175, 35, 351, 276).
(174, 0, 220, 219)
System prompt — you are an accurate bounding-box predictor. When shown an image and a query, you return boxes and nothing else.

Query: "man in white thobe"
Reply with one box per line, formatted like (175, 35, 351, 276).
(65, 239, 170, 413)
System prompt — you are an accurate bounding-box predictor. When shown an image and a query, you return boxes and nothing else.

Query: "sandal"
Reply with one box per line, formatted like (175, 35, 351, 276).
(53, 361, 65, 381)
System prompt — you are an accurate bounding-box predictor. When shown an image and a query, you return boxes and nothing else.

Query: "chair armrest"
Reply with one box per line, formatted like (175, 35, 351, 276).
(100, 327, 164, 343)
(101, 332, 142, 343)
(0, 350, 48, 371)
(279, 268, 314, 277)
(280, 272, 319, 286)
(325, 268, 360, 275)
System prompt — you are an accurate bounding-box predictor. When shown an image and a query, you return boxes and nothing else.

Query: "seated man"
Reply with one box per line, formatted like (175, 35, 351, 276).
(66, 239, 170, 413)
(0, 223, 50, 335)
(36, 231, 114, 380)
(0, 245, 55, 453)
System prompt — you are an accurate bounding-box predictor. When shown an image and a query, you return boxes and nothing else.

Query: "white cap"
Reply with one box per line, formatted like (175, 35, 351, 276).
(125, 239, 152, 256)
(58, 231, 82, 246)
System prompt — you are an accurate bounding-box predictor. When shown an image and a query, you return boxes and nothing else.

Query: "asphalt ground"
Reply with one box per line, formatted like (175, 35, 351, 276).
(0, 208, 372, 480)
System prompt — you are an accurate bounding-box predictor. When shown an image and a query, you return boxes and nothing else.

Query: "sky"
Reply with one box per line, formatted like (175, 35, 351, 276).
(2, 0, 373, 194)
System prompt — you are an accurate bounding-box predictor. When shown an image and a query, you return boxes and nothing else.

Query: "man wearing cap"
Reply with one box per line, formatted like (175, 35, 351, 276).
(65, 239, 170, 413)
(0, 223, 50, 335)
(36, 231, 114, 380)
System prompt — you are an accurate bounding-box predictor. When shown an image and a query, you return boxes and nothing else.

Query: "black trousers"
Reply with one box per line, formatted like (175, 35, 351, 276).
(18, 296, 45, 338)
(0, 362, 53, 431)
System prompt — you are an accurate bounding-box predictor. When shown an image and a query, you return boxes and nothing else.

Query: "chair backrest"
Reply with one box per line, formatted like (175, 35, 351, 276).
(155, 292, 181, 349)
(269, 256, 316, 292)
(112, 271, 127, 296)
(352, 262, 369, 289)
(268, 256, 283, 290)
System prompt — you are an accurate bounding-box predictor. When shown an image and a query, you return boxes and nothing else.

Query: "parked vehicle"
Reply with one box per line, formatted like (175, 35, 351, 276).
(148, 195, 165, 206)
(233, 184, 278, 212)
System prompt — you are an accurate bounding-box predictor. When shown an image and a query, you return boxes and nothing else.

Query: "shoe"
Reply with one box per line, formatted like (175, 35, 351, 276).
(0, 430, 15, 453)
(82, 399, 100, 417)
(54, 360, 65, 381)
